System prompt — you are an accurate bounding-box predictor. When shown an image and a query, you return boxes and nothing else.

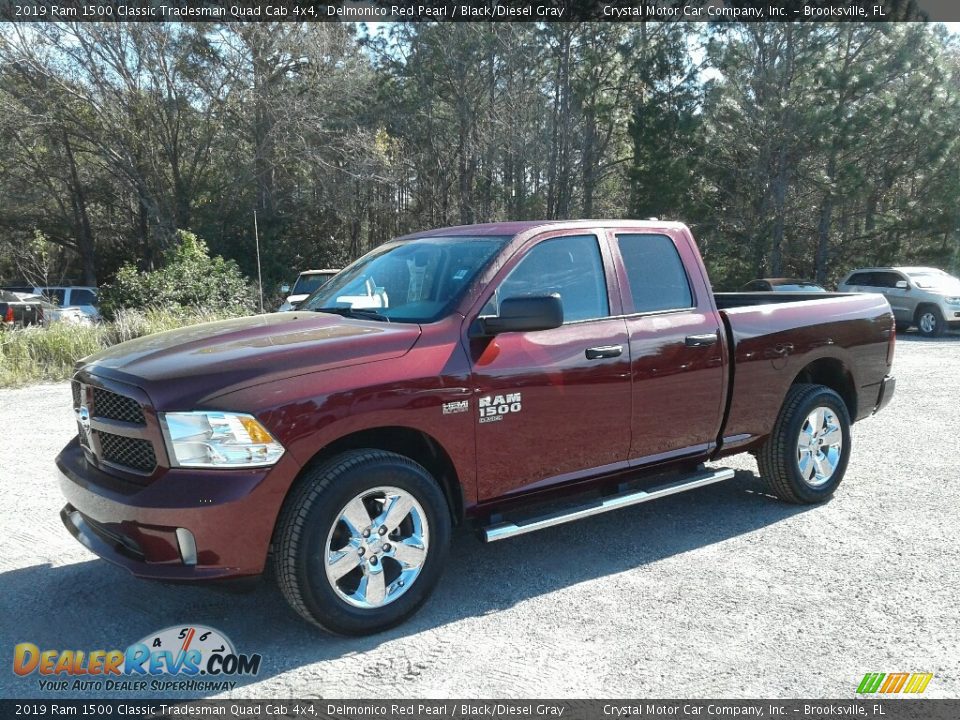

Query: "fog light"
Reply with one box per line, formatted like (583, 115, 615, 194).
(176, 528, 197, 566)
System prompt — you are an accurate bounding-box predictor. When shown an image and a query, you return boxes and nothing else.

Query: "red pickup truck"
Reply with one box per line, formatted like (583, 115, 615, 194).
(57, 220, 896, 635)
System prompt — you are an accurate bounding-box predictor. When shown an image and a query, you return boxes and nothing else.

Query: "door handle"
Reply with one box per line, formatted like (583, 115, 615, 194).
(685, 333, 718, 347)
(585, 345, 623, 360)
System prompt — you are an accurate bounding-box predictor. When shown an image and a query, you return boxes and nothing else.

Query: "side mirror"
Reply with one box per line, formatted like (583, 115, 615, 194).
(281, 284, 291, 294)
(477, 294, 563, 336)
(895, 280, 909, 290)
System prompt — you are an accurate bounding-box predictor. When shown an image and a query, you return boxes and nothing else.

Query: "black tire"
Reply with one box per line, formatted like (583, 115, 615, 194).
(273, 449, 451, 635)
(915, 305, 946, 338)
(757, 383, 852, 504)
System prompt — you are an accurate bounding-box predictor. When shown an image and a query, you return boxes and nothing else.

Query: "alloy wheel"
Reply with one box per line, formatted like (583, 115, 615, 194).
(796, 406, 843, 488)
(324, 486, 430, 609)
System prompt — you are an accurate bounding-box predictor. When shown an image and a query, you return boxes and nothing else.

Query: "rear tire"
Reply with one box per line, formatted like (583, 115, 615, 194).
(757, 384, 852, 504)
(916, 305, 945, 337)
(273, 449, 451, 635)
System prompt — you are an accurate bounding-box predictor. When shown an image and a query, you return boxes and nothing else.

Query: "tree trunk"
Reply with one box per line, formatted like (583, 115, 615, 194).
(61, 134, 97, 285)
(815, 153, 837, 284)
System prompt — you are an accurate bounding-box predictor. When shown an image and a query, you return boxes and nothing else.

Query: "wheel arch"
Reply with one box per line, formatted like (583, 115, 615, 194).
(791, 357, 856, 420)
(285, 426, 465, 527)
(914, 302, 941, 322)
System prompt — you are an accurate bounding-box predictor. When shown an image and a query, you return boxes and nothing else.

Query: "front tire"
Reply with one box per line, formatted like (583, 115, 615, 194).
(273, 449, 451, 635)
(916, 306, 945, 338)
(757, 384, 852, 504)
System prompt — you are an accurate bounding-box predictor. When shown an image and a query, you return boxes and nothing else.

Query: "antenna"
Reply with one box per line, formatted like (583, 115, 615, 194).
(254, 210, 264, 314)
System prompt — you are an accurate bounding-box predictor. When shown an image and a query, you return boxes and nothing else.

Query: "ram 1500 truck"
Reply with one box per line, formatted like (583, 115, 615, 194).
(56, 221, 896, 635)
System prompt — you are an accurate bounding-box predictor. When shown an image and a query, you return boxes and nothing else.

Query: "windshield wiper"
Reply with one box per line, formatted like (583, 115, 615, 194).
(314, 307, 391, 323)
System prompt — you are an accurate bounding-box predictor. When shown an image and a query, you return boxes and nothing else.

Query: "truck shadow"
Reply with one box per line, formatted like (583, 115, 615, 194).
(2, 469, 809, 699)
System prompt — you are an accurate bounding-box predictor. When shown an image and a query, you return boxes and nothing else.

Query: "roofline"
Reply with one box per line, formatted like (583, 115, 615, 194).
(394, 219, 690, 241)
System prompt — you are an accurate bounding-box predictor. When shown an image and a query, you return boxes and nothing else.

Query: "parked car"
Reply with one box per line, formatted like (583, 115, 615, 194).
(837, 266, 960, 337)
(0, 290, 44, 329)
(2, 285, 99, 321)
(57, 220, 895, 635)
(278, 269, 340, 311)
(14, 293, 90, 325)
(741, 278, 827, 292)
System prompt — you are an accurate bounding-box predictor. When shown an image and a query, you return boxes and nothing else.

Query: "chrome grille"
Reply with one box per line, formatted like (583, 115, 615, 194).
(93, 387, 145, 424)
(97, 432, 156, 473)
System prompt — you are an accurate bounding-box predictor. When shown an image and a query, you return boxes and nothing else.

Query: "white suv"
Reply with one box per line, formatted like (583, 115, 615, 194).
(837, 267, 960, 337)
(278, 269, 340, 311)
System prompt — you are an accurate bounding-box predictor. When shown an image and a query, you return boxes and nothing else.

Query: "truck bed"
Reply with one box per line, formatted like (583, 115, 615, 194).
(714, 291, 853, 309)
(712, 291, 894, 456)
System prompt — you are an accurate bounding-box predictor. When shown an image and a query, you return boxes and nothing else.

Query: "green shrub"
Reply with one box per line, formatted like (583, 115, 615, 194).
(99, 231, 256, 320)
(0, 307, 245, 387)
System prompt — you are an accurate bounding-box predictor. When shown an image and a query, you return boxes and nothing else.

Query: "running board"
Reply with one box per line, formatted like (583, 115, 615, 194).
(481, 467, 736, 542)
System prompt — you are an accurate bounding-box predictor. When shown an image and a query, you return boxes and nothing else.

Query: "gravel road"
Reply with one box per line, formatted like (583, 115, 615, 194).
(1, 333, 957, 700)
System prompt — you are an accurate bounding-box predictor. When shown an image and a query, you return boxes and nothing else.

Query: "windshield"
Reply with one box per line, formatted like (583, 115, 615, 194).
(300, 236, 508, 323)
(293, 273, 336, 296)
(907, 270, 960, 290)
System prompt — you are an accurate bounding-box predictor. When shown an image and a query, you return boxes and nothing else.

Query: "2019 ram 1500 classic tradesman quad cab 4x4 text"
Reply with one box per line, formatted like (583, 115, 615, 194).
(57, 221, 896, 635)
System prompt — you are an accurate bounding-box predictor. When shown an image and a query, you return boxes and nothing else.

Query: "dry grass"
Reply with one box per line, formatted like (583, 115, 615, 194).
(0, 307, 246, 387)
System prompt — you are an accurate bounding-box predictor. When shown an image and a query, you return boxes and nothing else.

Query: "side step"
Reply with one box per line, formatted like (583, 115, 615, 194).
(481, 466, 736, 542)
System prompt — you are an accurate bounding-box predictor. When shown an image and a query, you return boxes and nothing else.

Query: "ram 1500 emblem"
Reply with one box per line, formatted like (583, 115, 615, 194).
(478, 393, 522, 423)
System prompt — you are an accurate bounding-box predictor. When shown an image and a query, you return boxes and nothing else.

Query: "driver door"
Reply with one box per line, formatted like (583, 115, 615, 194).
(467, 232, 632, 501)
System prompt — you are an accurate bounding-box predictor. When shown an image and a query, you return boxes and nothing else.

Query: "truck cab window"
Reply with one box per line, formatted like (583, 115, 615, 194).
(482, 235, 609, 323)
(616, 234, 693, 313)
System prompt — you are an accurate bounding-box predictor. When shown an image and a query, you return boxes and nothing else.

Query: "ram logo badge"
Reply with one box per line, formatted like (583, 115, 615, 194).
(478, 393, 522, 423)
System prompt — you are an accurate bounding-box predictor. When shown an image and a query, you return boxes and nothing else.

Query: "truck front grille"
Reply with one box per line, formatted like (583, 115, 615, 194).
(93, 387, 145, 424)
(72, 377, 161, 484)
(97, 432, 157, 473)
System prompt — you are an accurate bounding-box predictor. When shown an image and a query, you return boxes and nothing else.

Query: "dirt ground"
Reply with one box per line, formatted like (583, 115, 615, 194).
(1, 332, 957, 699)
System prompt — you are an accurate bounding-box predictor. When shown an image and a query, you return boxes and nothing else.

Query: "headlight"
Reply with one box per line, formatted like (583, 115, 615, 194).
(945, 297, 960, 306)
(160, 411, 285, 468)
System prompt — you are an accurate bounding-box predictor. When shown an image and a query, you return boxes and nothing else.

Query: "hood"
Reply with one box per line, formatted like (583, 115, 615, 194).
(915, 278, 960, 293)
(83, 312, 421, 409)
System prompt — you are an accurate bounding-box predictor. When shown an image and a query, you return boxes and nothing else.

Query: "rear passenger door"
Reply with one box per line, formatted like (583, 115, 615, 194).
(469, 231, 632, 500)
(611, 231, 726, 466)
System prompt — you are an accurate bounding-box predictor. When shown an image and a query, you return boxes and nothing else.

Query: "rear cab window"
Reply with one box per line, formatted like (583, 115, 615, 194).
(70, 289, 98, 306)
(614, 233, 694, 314)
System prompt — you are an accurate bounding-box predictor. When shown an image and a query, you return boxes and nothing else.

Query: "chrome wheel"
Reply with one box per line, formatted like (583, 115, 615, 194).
(324, 486, 429, 609)
(919, 311, 937, 335)
(796, 406, 843, 487)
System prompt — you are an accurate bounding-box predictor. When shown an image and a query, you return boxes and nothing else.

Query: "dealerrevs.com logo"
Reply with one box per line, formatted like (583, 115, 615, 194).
(13, 625, 262, 693)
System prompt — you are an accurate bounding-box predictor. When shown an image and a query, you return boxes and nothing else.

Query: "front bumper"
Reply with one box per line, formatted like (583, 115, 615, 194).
(56, 437, 296, 581)
(874, 375, 896, 414)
